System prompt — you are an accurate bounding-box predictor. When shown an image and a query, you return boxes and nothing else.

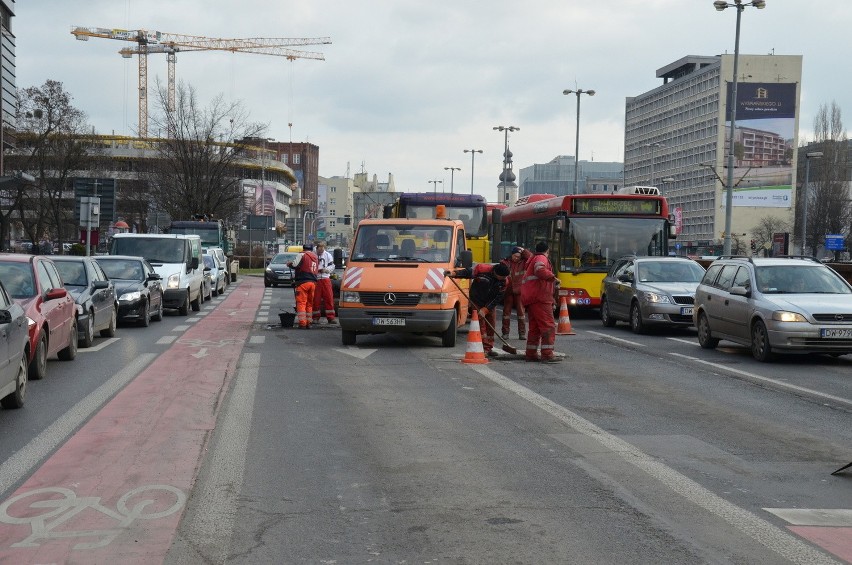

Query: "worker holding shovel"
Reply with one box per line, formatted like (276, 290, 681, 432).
(446, 262, 510, 357)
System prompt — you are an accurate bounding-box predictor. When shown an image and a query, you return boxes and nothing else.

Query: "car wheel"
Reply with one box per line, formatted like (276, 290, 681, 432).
(139, 300, 151, 327)
(696, 312, 719, 349)
(152, 292, 164, 321)
(80, 312, 94, 348)
(751, 320, 773, 362)
(191, 289, 201, 312)
(1, 352, 28, 409)
(629, 302, 645, 334)
(179, 291, 190, 316)
(29, 330, 47, 380)
(264, 280, 271, 288)
(59, 318, 78, 360)
(100, 307, 117, 337)
(342, 329, 356, 346)
(600, 296, 616, 328)
(441, 310, 458, 347)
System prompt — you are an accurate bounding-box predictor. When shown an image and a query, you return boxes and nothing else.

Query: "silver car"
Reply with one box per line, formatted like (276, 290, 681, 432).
(693, 256, 852, 361)
(601, 256, 706, 333)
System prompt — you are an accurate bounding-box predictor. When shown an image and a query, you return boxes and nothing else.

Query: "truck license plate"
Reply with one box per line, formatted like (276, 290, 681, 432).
(821, 328, 852, 339)
(373, 317, 405, 326)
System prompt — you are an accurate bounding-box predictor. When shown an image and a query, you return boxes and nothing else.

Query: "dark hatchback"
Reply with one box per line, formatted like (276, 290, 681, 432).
(52, 256, 118, 348)
(95, 256, 164, 326)
(264, 252, 298, 287)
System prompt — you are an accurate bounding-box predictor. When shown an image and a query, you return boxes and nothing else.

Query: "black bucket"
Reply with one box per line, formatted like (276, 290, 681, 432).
(279, 311, 297, 328)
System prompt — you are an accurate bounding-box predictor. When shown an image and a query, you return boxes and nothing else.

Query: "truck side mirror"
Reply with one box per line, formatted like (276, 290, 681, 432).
(458, 249, 473, 269)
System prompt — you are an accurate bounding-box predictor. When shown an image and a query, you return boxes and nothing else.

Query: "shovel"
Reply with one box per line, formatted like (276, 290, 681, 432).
(445, 273, 518, 354)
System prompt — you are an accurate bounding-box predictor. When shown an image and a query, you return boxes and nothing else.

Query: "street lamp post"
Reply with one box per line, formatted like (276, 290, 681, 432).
(428, 179, 443, 193)
(444, 167, 461, 194)
(714, 0, 766, 255)
(463, 149, 483, 195)
(493, 126, 519, 202)
(801, 151, 823, 256)
(645, 142, 665, 186)
(563, 89, 595, 195)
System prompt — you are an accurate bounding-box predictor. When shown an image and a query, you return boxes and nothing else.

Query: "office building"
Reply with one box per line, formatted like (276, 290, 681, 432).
(518, 156, 623, 198)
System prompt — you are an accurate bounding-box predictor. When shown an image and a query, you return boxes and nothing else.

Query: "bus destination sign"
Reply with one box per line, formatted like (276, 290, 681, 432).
(573, 198, 660, 215)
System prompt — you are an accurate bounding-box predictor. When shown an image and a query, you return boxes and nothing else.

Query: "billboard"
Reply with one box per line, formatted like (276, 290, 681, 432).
(724, 82, 797, 208)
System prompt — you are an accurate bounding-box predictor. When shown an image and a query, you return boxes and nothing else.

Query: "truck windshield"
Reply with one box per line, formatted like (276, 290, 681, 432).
(111, 238, 185, 264)
(352, 225, 453, 263)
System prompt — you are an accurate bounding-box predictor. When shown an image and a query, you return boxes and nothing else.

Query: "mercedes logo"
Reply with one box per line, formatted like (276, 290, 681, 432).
(383, 292, 397, 305)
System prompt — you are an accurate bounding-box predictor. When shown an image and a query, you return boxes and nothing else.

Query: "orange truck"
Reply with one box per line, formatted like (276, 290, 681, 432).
(338, 210, 473, 347)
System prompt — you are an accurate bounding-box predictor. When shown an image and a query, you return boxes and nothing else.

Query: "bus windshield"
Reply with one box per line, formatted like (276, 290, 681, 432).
(560, 217, 668, 272)
(404, 205, 486, 237)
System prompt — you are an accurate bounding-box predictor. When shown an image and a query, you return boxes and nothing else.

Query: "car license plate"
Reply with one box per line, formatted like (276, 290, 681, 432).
(821, 328, 852, 339)
(373, 317, 405, 326)
(680, 307, 693, 316)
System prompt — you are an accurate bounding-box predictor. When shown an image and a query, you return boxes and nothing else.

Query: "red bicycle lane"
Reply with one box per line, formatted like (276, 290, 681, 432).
(0, 277, 264, 564)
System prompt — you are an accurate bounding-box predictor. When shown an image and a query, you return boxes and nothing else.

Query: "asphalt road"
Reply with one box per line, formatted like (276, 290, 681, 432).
(0, 278, 849, 564)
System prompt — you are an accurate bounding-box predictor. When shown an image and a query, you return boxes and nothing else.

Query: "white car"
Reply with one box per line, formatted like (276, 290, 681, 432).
(203, 253, 227, 296)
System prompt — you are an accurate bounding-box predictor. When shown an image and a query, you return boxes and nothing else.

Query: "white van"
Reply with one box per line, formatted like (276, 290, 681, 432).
(109, 233, 204, 315)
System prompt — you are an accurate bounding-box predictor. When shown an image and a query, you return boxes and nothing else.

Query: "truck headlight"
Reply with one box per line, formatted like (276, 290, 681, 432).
(167, 273, 180, 289)
(420, 292, 447, 304)
(341, 291, 361, 304)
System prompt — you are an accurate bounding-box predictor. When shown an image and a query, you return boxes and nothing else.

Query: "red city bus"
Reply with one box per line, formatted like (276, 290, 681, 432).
(496, 188, 675, 309)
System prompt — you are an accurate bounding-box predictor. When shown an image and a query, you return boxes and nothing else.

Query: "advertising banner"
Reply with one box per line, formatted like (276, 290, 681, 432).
(724, 82, 797, 208)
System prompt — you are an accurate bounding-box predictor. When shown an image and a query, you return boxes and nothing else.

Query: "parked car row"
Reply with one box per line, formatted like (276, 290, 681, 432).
(600, 254, 852, 362)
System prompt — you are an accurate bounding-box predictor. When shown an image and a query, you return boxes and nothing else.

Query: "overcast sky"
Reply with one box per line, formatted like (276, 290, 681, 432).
(14, 1, 852, 203)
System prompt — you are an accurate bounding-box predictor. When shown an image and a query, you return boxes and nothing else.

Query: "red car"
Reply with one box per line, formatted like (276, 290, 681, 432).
(0, 254, 77, 379)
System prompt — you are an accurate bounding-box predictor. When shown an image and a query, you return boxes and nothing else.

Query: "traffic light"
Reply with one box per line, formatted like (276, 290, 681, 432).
(750, 239, 756, 252)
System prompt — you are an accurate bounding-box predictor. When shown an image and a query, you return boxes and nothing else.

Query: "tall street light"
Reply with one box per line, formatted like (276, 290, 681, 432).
(801, 151, 823, 255)
(493, 126, 519, 202)
(428, 179, 443, 193)
(644, 142, 665, 186)
(563, 88, 595, 195)
(714, 0, 766, 255)
(444, 167, 461, 194)
(463, 148, 483, 195)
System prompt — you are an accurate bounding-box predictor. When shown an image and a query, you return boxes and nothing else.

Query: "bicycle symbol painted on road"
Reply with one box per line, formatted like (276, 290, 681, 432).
(0, 484, 186, 550)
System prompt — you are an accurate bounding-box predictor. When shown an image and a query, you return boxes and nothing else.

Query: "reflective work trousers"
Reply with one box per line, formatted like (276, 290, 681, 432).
(295, 281, 316, 328)
(525, 301, 556, 360)
(312, 278, 335, 322)
(502, 292, 526, 338)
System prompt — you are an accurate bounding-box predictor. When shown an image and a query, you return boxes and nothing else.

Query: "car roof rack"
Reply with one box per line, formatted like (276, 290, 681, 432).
(715, 255, 754, 263)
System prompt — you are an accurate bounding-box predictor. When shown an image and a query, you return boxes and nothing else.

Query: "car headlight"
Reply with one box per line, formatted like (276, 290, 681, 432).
(772, 311, 807, 323)
(265, 268, 272, 273)
(75, 304, 84, 316)
(167, 273, 180, 289)
(119, 291, 142, 302)
(341, 291, 361, 304)
(643, 292, 671, 304)
(420, 292, 447, 304)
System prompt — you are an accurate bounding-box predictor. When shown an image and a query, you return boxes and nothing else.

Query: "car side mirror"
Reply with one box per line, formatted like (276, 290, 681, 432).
(45, 287, 68, 301)
(617, 273, 632, 283)
(191, 257, 199, 270)
(730, 285, 750, 297)
(92, 280, 109, 290)
(148, 273, 162, 280)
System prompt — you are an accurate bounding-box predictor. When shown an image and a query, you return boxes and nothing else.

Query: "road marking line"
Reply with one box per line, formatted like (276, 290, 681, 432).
(78, 338, 120, 352)
(670, 352, 852, 408)
(587, 330, 645, 347)
(249, 336, 265, 344)
(667, 337, 699, 346)
(0, 354, 157, 495)
(156, 336, 177, 345)
(470, 364, 839, 565)
(335, 347, 377, 359)
(765, 509, 852, 527)
(173, 325, 190, 332)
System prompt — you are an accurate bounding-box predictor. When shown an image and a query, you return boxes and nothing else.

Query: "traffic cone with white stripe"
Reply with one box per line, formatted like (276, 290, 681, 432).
(556, 296, 576, 335)
(461, 309, 489, 364)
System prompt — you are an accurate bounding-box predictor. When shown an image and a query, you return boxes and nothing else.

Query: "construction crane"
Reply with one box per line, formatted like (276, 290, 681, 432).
(71, 26, 331, 138)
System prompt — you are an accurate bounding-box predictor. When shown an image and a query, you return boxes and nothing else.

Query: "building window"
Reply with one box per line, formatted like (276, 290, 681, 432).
(330, 209, 336, 216)
(282, 154, 288, 165)
(293, 154, 301, 165)
(330, 198, 336, 205)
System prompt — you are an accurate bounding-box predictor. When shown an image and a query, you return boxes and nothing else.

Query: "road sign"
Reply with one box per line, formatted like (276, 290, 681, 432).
(825, 234, 846, 251)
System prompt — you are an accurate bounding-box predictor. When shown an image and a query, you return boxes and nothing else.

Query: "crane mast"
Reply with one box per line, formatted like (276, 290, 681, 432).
(71, 26, 330, 138)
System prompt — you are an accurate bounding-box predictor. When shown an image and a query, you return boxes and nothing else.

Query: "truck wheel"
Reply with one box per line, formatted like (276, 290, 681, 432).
(178, 291, 190, 315)
(191, 289, 201, 311)
(441, 311, 458, 347)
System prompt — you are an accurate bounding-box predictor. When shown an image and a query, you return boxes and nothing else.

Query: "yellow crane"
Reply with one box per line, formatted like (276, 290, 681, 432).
(71, 26, 331, 138)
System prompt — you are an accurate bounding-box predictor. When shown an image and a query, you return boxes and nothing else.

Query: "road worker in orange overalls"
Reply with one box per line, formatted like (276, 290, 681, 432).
(501, 246, 531, 340)
(520, 241, 560, 362)
(288, 244, 319, 329)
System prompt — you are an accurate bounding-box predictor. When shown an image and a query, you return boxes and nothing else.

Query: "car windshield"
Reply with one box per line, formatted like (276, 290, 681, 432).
(0, 262, 36, 298)
(270, 253, 298, 266)
(755, 265, 852, 294)
(203, 255, 215, 269)
(637, 261, 705, 283)
(97, 259, 144, 281)
(54, 261, 88, 286)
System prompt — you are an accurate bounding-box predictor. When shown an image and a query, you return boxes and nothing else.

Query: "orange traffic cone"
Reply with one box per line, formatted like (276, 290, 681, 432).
(556, 296, 576, 335)
(461, 309, 489, 364)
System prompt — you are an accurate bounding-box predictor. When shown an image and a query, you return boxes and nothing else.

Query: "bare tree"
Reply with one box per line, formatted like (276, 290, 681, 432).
(800, 102, 851, 256)
(146, 81, 266, 223)
(3, 80, 96, 251)
(752, 215, 791, 256)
